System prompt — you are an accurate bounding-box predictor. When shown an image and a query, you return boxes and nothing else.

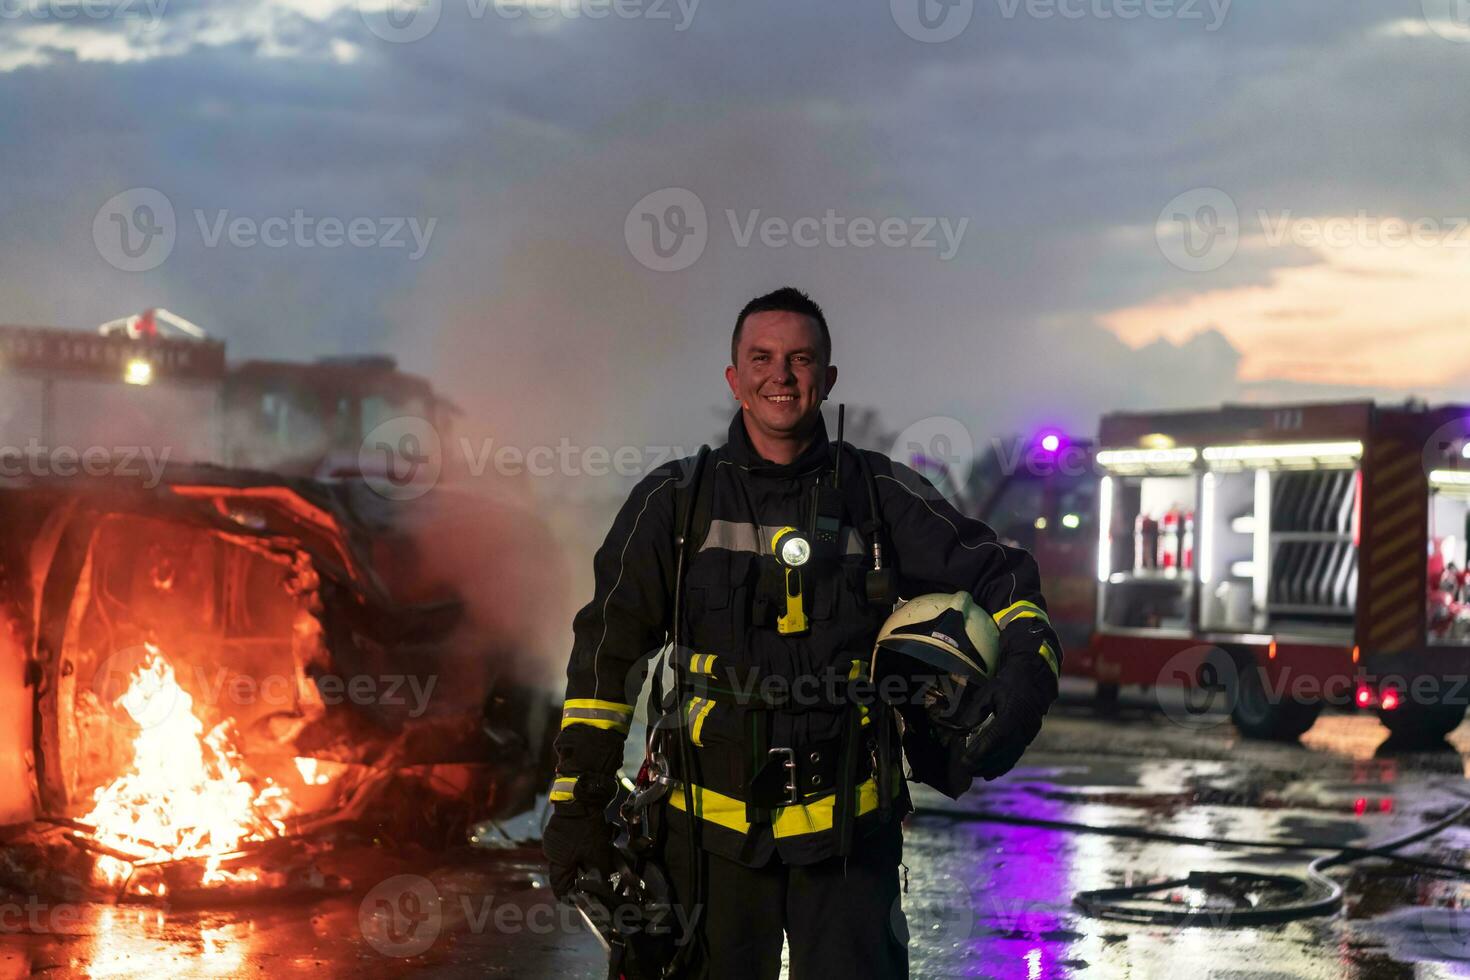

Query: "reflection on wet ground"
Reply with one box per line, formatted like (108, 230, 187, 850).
(0, 840, 579, 979)
(6, 699, 1470, 978)
(903, 699, 1470, 979)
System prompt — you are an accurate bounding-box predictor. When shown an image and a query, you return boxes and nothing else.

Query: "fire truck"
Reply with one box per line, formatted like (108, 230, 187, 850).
(974, 401, 1470, 740)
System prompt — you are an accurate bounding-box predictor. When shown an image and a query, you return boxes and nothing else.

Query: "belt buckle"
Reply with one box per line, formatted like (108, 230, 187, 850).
(767, 746, 800, 806)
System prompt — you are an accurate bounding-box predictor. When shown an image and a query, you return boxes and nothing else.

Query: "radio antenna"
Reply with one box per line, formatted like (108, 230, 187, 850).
(834, 403, 845, 487)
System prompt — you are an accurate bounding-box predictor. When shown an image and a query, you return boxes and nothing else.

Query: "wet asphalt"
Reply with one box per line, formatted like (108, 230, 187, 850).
(6, 687, 1470, 979)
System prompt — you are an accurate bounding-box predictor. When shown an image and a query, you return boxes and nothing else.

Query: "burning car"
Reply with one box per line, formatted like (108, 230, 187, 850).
(0, 463, 561, 906)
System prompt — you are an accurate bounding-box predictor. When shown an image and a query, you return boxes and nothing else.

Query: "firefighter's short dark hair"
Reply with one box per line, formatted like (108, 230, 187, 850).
(732, 287, 832, 366)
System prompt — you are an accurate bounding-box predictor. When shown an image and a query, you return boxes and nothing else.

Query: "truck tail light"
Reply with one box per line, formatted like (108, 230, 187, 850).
(1355, 683, 1400, 710)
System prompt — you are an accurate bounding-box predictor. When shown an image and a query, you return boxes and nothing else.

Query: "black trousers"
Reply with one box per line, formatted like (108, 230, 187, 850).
(659, 818, 909, 980)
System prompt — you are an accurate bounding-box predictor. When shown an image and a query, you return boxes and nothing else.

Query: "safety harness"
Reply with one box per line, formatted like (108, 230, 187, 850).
(631, 433, 901, 863)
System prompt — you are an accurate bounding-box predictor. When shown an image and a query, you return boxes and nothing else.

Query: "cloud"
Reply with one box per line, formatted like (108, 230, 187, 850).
(1378, 15, 1470, 42)
(0, 0, 366, 71)
(1100, 232, 1470, 389)
(0, 0, 1467, 478)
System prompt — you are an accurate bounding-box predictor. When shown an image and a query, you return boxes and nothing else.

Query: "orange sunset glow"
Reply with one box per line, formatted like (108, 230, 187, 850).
(1102, 231, 1470, 389)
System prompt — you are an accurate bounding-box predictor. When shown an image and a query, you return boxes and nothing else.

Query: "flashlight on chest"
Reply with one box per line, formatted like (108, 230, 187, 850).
(767, 404, 861, 636)
(771, 526, 811, 634)
(770, 481, 845, 635)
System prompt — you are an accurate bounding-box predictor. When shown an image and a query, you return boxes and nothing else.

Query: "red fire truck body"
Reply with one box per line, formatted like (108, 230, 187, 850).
(977, 400, 1470, 739)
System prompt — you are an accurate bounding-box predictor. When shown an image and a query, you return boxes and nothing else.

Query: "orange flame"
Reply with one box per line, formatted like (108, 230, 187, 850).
(82, 645, 293, 883)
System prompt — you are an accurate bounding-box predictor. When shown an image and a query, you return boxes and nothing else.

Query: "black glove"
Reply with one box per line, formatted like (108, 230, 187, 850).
(958, 647, 1059, 781)
(899, 704, 978, 800)
(543, 797, 618, 899)
(543, 725, 625, 899)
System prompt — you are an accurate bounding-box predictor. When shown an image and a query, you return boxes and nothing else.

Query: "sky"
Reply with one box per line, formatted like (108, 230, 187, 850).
(2, 0, 1469, 485)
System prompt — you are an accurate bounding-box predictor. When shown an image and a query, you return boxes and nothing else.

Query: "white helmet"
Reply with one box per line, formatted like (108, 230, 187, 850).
(871, 591, 1000, 686)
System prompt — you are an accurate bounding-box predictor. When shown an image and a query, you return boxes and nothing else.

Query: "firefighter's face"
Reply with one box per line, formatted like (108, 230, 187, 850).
(726, 310, 837, 440)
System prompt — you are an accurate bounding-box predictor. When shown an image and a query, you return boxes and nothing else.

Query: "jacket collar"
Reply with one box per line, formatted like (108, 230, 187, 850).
(725, 409, 832, 478)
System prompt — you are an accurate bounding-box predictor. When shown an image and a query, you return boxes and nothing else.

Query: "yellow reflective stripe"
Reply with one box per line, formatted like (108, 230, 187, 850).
(774, 777, 883, 839)
(668, 780, 751, 833)
(549, 776, 578, 803)
(994, 599, 1051, 630)
(564, 698, 635, 713)
(666, 775, 895, 839)
(555, 717, 626, 731)
(560, 698, 634, 733)
(1038, 641, 1060, 678)
(847, 659, 871, 726)
(685, 697, 715, 746)
(688, 653, 718, 675)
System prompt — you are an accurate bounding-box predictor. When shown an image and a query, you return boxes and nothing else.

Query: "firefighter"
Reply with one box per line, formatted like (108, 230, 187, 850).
(542, 287, 1062, 979)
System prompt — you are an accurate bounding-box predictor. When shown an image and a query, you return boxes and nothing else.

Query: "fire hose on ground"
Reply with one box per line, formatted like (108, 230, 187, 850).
(910, 782, 1470, 927)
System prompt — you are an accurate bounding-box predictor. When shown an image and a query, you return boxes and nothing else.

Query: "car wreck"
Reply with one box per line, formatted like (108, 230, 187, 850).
(0, 464, 559, 907)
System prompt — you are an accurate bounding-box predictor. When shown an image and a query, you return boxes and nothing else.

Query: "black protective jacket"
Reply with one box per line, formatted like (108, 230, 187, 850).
(554, 411, 1060, 866)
